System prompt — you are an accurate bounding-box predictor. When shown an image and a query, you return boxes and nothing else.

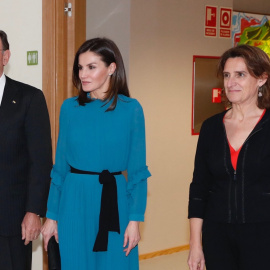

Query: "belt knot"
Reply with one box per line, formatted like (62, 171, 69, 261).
(99, 170, 115, 184)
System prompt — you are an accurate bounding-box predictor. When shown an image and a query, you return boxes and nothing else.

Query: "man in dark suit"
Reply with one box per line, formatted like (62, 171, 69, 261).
(0, 30, 52, 269)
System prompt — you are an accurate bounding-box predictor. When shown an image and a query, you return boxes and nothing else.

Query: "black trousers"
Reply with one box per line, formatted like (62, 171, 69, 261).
(202, 221, 270, 270)
(0, 235, 32, 270)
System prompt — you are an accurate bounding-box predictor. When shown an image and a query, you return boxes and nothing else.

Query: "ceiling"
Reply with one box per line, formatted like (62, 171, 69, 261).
(233, 0, 270, 14)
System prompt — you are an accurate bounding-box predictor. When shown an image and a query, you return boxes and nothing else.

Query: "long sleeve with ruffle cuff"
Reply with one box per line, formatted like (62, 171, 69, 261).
(127, 166, 151, 221)
(127, 100, 151, 222)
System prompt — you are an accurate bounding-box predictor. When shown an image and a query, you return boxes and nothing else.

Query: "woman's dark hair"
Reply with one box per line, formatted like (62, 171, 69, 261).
(72, 37, 130, 111)
(0, 30, 10, 51)
(217, 44, 270, 109)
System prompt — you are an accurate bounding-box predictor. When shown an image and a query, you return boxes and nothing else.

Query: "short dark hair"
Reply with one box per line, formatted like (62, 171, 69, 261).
(217, 44, 270, 109)
(72, 37, 130, 111)
(0, 30, 10, 51)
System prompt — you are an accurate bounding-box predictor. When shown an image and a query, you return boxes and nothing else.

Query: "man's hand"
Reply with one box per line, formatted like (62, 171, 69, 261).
(21, 212, 41, 245)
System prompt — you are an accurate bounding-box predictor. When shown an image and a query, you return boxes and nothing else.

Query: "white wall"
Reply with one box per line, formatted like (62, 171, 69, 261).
(0, 0, 42, 89)
(0, 1, 43, 269)
(86, 0, 131, 77)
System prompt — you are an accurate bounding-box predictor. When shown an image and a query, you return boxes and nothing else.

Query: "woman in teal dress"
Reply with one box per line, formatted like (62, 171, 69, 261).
(41, 38, 151, 269)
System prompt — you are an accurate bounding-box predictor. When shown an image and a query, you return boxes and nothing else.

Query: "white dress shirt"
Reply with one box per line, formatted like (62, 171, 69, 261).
(0, 73, 6, 106)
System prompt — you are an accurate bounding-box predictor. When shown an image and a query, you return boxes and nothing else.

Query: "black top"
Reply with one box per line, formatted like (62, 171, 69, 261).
(188, 109, 270, 223)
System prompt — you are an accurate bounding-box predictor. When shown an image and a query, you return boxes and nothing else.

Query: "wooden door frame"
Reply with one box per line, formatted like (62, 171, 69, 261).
(42, 0, 86, 269)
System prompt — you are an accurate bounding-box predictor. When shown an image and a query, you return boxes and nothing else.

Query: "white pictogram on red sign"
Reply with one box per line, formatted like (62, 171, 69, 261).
(220, 8, 232, 28)
(205, 6, 217, 27)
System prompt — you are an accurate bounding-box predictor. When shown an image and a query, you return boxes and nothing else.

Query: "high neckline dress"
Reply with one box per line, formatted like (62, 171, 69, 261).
(46, 95, 151, 270)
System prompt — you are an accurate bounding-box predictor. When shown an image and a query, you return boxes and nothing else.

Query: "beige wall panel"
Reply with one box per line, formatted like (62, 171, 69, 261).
(130, 0, 232, 254)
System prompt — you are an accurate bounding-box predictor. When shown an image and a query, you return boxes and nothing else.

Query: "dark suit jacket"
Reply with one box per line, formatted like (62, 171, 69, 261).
(0, 76, 52, 236)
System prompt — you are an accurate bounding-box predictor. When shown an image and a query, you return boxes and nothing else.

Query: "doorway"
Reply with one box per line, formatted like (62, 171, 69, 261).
(42, 0, 86, 268)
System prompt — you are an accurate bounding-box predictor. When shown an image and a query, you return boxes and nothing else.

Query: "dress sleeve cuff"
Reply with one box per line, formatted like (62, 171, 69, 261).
(129, 214, 145, 222)
(46, 211, 58, 221)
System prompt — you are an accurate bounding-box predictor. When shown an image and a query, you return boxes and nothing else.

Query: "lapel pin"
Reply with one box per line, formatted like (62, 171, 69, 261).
(12, 100, 16, 104)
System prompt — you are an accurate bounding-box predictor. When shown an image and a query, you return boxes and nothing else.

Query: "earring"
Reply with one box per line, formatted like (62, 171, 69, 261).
(109, 73, 112, 76)
(258, 87, 263, 97)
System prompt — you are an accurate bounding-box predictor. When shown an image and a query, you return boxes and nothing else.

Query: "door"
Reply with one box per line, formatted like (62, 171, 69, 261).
(42, 1, 86, 269)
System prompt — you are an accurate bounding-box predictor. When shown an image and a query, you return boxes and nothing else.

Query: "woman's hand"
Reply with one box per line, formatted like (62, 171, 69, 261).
(123, 221, 141, 256)
(21, 212, 42, 245)
(41, 218, 58, 251)
(188, 244, 205, 270)
(188, 218, 205, 270)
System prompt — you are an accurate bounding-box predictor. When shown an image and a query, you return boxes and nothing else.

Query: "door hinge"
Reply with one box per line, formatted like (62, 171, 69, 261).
(64, 3, 72, 17)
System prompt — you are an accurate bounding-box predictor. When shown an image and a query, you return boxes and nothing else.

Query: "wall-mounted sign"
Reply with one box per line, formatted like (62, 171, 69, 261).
(220, 7, 232, 38)
(205, 6, 217, 37)
(205, 5, 232, 39)
(27, 51, 38, 66)
(212, 88, 222, 103)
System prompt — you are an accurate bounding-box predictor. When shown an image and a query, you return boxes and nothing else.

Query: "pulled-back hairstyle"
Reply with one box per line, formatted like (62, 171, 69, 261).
(0, 30, 10, 51)
(217, 44, 270, 109)
(72, 37, 130, 111)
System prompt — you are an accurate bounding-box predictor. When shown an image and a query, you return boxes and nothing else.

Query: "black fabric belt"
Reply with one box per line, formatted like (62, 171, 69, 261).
(70, 166, 121, 252)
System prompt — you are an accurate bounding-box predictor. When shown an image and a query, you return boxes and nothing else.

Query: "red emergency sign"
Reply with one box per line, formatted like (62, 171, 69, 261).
(205, 6, 217, 27)
(212, 88, 222, 103)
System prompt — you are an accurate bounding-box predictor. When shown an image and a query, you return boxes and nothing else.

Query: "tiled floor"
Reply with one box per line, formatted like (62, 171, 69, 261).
(140, 250, 190, 270)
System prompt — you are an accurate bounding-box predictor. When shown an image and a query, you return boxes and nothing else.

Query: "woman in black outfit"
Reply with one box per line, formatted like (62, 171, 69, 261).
(188, 45, 270, 270)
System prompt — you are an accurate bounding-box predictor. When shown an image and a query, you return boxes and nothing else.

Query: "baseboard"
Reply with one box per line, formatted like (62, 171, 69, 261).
(139, 244, 190, 261)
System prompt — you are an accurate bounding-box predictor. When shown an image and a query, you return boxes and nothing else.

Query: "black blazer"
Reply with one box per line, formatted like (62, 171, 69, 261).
(0, 76, 52, 236)
(189, 109, 270, 224)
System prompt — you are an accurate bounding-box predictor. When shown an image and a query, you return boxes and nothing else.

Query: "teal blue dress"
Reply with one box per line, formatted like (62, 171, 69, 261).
(46, 95, 151, 270)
